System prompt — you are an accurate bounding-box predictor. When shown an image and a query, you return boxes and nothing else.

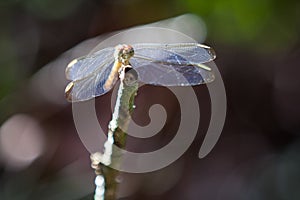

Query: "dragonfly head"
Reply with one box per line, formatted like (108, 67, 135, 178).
(114, 44, 134, 64)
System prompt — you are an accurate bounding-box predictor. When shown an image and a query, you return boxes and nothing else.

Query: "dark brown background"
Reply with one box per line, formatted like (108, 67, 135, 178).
(0, 0, 300, 199)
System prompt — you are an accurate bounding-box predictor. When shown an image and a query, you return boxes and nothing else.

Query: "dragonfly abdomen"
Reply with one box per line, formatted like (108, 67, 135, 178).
(103, 60, 122, 90)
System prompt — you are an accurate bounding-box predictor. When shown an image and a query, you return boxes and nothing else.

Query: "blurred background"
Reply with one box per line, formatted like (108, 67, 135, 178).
(0, 0, 300, 199)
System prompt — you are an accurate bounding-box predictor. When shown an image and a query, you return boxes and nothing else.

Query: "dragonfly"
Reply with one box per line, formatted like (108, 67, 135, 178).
(65, 43, 216, 102)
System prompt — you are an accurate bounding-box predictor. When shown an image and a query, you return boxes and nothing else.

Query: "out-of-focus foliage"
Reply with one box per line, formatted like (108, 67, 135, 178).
(22, 0, 84, 19)
(0, 31, 18, 98)
(181, 0, 300, 51)
(1, 0, 84, 19)
(0, 0, 84, 101)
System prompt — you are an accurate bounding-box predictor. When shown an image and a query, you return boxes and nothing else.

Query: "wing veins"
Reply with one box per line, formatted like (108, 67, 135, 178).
(70, 57, 115, 82)
(133, 53, 212, 71)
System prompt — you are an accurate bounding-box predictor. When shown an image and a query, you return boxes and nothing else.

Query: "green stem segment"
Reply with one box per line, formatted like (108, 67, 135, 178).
(91, 66, 138, 200)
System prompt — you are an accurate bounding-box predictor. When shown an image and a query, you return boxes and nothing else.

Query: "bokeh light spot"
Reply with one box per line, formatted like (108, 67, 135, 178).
(0, 114, 45, 170)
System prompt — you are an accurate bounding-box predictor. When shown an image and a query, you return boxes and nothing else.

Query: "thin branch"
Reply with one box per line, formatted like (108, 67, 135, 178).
(91, 66, 138, 200)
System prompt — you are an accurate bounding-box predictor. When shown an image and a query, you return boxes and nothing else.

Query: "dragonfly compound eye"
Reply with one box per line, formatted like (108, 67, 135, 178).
(114, 44, 134, 63)
(121, 45, 134, 59)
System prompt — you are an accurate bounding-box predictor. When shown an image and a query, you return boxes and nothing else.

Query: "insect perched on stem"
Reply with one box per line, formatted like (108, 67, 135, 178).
(65, 43, 216, 102)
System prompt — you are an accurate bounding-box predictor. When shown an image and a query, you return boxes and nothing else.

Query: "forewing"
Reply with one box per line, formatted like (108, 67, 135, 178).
(66, 47, 115, 81)
(130, 43, 216, 86)
(66, 60, 116, 102)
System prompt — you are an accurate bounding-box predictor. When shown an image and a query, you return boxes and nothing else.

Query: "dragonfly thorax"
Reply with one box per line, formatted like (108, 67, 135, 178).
(114, 44, 134, 64)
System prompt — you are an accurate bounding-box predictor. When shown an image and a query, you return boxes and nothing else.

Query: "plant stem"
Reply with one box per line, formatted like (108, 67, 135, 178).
(91, 66, 138, 200)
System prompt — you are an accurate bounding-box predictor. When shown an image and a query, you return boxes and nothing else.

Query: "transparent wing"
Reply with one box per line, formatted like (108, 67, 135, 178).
(66, 47, 115, 81)
(130, 43, 216, 86)
(65, 43, 216, 101)
(66, 60, 116, 102)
